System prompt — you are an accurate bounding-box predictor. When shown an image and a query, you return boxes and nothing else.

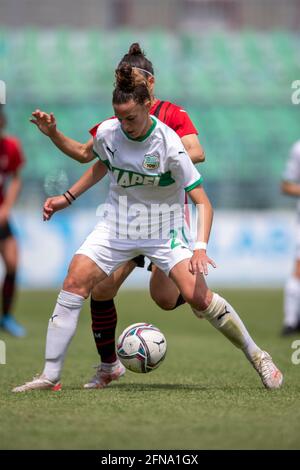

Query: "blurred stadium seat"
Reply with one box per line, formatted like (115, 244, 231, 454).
(1, 29, 299, 208)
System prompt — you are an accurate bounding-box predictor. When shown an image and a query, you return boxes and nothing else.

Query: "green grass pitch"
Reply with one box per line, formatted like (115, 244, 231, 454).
(0, 289, 300, 450)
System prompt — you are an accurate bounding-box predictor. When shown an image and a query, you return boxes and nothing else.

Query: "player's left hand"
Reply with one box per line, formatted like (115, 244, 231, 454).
(0, 206, 9, 226)
(43, 195, 70, 221)
(189, 250, 216, 275)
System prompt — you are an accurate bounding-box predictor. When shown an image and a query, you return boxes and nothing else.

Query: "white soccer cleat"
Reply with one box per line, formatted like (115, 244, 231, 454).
(83, 362, 126, 389)
(251, 350, 283, 390)
(12, 374, 61, 393)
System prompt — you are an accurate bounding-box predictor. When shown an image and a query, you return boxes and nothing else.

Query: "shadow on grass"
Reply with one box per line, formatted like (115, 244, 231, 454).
(62, 383, 210, 392)
(64, 382, 267, 392)
(109, 383, 210, 391)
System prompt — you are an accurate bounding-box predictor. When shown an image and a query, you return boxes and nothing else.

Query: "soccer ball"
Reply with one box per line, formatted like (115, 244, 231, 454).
(117, 323, 167, 373)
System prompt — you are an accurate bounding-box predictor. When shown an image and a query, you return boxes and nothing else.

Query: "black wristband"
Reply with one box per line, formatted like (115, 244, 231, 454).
(66, 190, 76, 201)
(63, 193, 72, 205)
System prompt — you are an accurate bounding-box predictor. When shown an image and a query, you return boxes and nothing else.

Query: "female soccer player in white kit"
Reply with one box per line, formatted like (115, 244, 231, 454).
(29, 43, 205, 389)
(281, 140, 300, 335)
(13, 64, 283, 392)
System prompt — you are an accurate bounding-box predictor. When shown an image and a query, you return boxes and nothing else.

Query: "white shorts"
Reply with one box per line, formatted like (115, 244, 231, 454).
(76, 225, 193, 276)
(296, 220, 300, 259)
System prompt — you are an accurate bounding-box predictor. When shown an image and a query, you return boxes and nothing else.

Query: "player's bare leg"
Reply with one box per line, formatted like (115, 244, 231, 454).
(0, 236, 26, 337)
(92, 260, 137, 301)
(282, 258, 300, 335)
(169, 259, 283, 390)
(12, 254, 108, 392)
(84, 260, 186, 389)
(150, 264, 185, 310)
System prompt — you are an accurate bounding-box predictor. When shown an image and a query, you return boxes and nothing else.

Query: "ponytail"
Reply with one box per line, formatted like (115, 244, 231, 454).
(113, 63, 151, 105)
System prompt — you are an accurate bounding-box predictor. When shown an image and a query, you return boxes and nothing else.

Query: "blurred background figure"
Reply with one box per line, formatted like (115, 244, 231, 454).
(281, 140, 300, 335)
(0, 105, 26, 337)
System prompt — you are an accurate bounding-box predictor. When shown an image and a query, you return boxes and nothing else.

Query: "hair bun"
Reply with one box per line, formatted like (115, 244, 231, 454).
(128, 43, 143, 56)
(115, 63, 135, 92)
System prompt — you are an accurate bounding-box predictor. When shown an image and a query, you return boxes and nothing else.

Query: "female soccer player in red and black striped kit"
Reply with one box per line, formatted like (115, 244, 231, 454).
(0, 106, 26, 337)
(30, 43, 205, 387)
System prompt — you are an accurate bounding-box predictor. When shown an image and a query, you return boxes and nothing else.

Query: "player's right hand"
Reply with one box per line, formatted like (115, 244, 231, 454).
(30, 109, 57, 137)
(189, 250, 216, 276)
(43, 195, 69, 221)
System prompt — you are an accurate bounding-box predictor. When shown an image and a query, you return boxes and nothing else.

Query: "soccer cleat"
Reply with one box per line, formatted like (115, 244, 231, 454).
(281, 321, 300, 336)
(83, 362, 126, 389)
(12, 374, 61, 393)
(0, 314, 26, 337)
(251, 350, 283, 390)
(281, 325, 298, 336)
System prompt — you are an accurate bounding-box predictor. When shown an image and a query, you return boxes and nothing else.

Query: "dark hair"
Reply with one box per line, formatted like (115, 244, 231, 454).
(113, 63, 151, 105)
(117, 43, 154, 77)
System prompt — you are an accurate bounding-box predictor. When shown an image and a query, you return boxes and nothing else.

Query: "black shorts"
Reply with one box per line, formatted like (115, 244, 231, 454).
(132, 254, 145, 268)
(0, 221, 13, 241)
(132, 256, 154, 271)
(147, 262, 153, 272)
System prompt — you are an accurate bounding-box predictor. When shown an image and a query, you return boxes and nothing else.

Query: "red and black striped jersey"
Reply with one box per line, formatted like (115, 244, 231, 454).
(150, 100, 198, 138)
(89, 100, 199, 139)
(0, 136, 25, 205)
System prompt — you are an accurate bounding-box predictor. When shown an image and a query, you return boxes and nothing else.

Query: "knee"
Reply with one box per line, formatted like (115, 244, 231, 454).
(92, 283, 119, 301)
(152, 295, 177, 311)
(4, 267, 17, 277)
(150, 285, 177, 311)
(184, 289, 212, 311)
(294, 265, 300, 279)
(3, 259, 18, 274)
(63, 275, 90, 299)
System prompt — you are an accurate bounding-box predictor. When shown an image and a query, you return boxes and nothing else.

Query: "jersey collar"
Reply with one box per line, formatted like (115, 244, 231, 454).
(122, 117, 157, 142)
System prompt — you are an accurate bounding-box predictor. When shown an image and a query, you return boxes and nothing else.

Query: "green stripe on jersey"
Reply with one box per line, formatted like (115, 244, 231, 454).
(93, 150, 175, 188)
(93, 152, 111, 170)
(111, 168, 175, 188)
(185, 177, 203, 192)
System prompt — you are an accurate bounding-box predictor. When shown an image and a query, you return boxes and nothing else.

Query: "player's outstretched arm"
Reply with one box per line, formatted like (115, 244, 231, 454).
(67, 161, 108, 199)
(181, 134, 205, 164)
(30, 109, 94, 163)
(0, 171, 22, 225)
(43, 161, 108, 220)
(281, 180, 300, 197)
(187, 185, 216, 275)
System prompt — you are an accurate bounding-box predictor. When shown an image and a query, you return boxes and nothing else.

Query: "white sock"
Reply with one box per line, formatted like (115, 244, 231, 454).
(283, 276, 300, 327)
(101, 359, 120, 371)
(193, 293, 261, 361)
(43, 290, 84, 382)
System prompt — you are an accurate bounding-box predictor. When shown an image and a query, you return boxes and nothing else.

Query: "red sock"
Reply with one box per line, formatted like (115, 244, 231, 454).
(90, 298, 117, 363)
(2, 271, 16, 316)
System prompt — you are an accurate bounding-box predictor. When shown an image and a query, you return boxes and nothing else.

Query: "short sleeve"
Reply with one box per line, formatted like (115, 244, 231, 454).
(7, 137, 25, 172)
(170, 107, 198, 138)
(166, 129, 203, 190)
(282, 141, 300, 183)
(89, 123, 100, 138)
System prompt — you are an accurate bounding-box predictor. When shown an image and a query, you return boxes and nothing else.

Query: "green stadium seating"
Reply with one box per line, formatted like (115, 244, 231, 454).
(1, 28, 299, 208)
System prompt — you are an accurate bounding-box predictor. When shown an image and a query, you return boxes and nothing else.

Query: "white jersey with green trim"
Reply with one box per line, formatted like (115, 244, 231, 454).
(93, 116, 202, 239)
(282, 140, 300, 214)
